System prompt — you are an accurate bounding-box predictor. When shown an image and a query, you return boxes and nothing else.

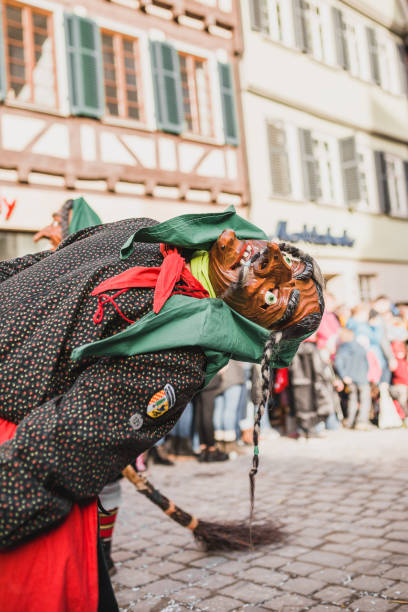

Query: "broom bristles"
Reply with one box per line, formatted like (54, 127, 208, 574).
(193, 519, 283, 551)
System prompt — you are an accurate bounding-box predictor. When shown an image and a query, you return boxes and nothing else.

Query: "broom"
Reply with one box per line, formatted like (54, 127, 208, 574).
(122, 464, 282, 551)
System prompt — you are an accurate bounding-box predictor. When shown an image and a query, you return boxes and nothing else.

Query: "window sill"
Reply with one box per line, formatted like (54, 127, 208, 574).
(101, 116, 151, 131)
(181, 132, 221, 146)
(3, 100, 67, 118)
(388, 212, 408, 221)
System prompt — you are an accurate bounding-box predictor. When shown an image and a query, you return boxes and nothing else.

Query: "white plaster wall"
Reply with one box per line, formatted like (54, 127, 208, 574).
(239, 2, 408, 142)
(241, 91, 408, 263)
(1, 115, 45, 151)
(319, 257, 408, 305)
(0, 183, 239, 232)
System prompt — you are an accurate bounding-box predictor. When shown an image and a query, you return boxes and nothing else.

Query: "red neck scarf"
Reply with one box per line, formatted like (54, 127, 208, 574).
(92, 244, 209, 325)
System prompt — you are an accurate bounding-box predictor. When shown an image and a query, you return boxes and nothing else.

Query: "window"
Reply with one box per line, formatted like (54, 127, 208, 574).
(269, 0, 285, 42)
(313, 137, 334, 202)
(344, 21, 361, 77)
(377, 38, 400, 95)
(303, 1, 325, 62)
(101, 31, 143, 120)
(293, 0, 326, 61)
(267, 122, 291, 196)
(249, 1, 291, 44)
(354, 148, 377, 213)
(249, 0, 269, 34)
(178, 53, 212, 137)
(4, 2, 57, 107)
(358, 274, 375, 303)
(298, 129, 337, 203)
(385, 155, 408, 217)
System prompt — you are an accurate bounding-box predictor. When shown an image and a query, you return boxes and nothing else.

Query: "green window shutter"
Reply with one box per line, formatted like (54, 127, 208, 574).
(374, 151, 390, 215)
(150, 41, 183, 134)
(0, 2, 6, 102)
(64, 14, 104, 118)
(218, 62, 239, 146)
(339, 137, 360, 204)
(292, 0, 311, 53)
(298, 128, 320, 201)
(249, 0, 269, 34)
(366, 27, 381, 86)
(332, 8, 349, 70)
(267, 122, 291, 196)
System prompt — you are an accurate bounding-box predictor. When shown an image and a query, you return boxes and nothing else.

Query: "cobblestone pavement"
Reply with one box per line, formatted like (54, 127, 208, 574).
(112, 429, 408, 611)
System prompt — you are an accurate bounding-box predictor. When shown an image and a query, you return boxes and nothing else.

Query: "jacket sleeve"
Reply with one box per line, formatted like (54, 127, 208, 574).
(0, 347, 205, 549)
(0, 250, 53, 283)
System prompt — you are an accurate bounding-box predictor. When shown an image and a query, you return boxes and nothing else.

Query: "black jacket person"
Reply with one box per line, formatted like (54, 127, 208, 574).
(0, 206, 323, 611)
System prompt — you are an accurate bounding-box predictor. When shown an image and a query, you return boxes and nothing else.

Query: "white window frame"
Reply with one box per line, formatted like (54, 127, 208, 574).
(286, 123, 304, 201)
(377, 35, 400, 95)
(343, 18, 361, 78)
(385, 154, 408, 218)
(354, 146, 378, 214)
(311, 132, 339, 205)
(358, 274, 376, 303)
(262, 0, 293, 46)
(302, 0, 326, 63)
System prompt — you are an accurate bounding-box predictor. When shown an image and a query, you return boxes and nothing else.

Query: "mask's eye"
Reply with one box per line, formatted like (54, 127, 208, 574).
(284, 254, 292, 266)
(264, 290, 277, 306)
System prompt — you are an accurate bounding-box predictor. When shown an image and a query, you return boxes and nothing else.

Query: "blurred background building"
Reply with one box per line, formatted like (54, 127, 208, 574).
(0, 0, 246, 255)
(242, 0, 408, 305)
(0, 0, 407, 306)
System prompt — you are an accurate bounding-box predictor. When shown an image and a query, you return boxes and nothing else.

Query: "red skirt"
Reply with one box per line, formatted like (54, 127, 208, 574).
(0, 418, 99, 612)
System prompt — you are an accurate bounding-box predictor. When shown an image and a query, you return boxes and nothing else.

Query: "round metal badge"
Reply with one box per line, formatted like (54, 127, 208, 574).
(129, 413, 143, 431)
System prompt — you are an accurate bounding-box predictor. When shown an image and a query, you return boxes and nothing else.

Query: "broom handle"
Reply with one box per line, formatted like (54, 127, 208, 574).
(122, 465, 198, 531)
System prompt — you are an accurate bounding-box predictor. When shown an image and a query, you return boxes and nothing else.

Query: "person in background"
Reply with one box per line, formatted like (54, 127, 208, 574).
(213, 361, 245, 456)
(369, 296, 398, 382)
(334, 303, 351, 328)
(194, 373, 229, 463)
(396, 303, 408, 331)
(167, 402, 195, 457)
(288, 333, 337, 438)
(317, 292, 341, 359)
(334, 328, 374, 430)
(389, 340, 408, 425)
(347, 303, 390, 385)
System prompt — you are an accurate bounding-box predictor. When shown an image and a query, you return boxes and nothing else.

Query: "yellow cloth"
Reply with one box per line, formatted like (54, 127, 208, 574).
(190, 251, 216, 298)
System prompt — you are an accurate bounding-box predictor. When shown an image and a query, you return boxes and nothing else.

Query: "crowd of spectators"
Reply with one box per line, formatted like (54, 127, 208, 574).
(139, 293, 408, 466)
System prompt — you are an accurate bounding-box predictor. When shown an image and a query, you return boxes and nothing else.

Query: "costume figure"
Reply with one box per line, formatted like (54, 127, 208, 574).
(0, 203, 323, 611)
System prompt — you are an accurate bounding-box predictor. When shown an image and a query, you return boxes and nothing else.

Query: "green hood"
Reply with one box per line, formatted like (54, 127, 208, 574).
(69, 197, 102, 235)
(71, 205, 314, 383)
(120, 205, 268, 259)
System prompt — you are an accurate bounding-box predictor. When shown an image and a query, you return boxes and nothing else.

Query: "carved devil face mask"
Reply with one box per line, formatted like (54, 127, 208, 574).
(208, 229, 321, 330)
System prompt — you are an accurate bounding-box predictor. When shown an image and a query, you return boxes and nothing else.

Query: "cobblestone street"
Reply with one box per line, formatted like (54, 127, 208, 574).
(112, 429, 408, 611)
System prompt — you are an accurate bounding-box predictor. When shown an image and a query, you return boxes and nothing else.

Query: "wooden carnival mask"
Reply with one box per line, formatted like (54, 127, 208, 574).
(208, 229, 321, 330)
(33, 212, 63, 250)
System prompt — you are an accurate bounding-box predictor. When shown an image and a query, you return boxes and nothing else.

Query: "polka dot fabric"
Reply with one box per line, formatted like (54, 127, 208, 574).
(0, 218, 206, 548)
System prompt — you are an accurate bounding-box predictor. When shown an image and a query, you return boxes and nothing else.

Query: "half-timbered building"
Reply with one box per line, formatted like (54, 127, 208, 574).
(0, 0, 247, 257)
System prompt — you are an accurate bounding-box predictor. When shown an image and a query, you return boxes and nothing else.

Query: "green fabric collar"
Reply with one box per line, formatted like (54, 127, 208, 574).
(190, 251, 216, 298)
(71, 295, 311, 386)
(69, 197, 102, 235)
(120, 206, 268, 259)
(68, 201, 312, 384)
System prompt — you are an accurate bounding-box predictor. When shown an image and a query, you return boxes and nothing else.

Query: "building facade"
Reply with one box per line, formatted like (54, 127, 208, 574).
(241, 0, 408, 305)
(0, 0, 247, 258)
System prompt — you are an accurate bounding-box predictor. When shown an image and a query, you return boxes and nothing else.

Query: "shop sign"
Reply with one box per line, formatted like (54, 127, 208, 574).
(0, 191, 16, 221)
(276, 221, 355, 247)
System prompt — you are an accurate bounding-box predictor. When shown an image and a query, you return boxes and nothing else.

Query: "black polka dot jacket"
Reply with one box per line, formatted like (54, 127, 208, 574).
(0, 218, 206, 548)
